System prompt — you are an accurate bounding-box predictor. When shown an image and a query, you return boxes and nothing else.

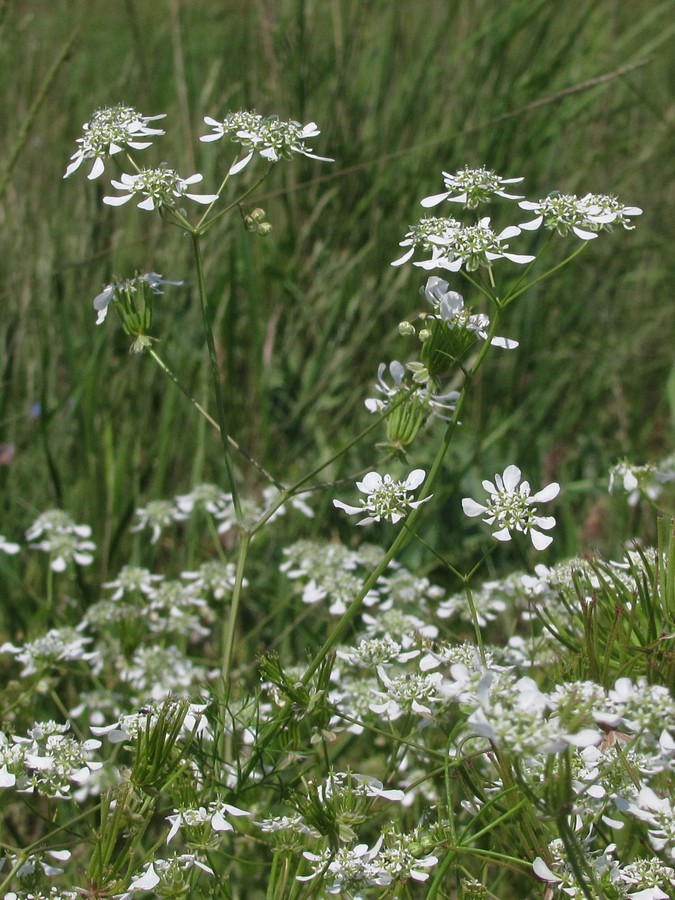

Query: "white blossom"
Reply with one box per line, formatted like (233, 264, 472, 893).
(462, 464, 559, 550)
(64, 105, 165, 179)
(103, 167, 219, 210)
(333, 469, 431, 526)
(519, 192, 642, 240)
(200, 111, 333, 173)
(421, 166, 524, 209)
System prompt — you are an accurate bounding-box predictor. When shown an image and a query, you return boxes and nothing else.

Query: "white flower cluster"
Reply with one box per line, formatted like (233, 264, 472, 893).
(423, 275, 518, 349)
(103, 167, 218, 210)
(63, 105, 165, 179)
(132, 482, 313, 544)
(25, 509, 96, 571)
(462, 464, 560, 550)
(519, 192, 642, 240)
(365, 359, 459, 421)
(421, 165, 525, 209)
(393, 167, 641, 273)
(200, 111, 333, 173)
(1, 628, 100, 677)
(0, 721, 102, 798)
(392, 214, 533, 271)
(609, 454, 675, 506)
(65, 105, 331, 216)
(298, 831, 438, 893)
(333, 469, 431, 525)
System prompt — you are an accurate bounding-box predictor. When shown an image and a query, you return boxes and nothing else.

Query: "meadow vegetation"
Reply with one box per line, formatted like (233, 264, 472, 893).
(0, 1, 673, 897)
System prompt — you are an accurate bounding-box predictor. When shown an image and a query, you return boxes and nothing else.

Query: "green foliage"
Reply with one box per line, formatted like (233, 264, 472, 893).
(0, 0, 673, 569)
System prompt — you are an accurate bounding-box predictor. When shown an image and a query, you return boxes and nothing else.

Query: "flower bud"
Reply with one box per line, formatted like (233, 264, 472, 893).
(398, 321, 415, 336)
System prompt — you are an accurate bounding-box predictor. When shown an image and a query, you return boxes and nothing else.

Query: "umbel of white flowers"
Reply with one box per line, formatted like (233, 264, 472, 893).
(333, 470, 431, 526)
(462, 464, 560, 550)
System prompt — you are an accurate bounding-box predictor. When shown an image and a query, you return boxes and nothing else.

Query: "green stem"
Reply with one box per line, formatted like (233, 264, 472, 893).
(147, 347, 283, 488)
(500, 241, 588, 309)
(190, 231, 243, 524)
(463, 581, 487, 665)
(301, 312, 501, 684)
(221, 531, 251, 686)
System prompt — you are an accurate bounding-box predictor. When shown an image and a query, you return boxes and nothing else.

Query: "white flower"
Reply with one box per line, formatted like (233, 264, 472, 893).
(0, 535, 19, 555)
(103, 167, 219, 210)
(92, 272, 182, 325)
(421, 166, 524, 209)
(131, 499, 187, 544)
(1, 628, 100, 677)
(200, 111, 333, 173)
(25, 510, 96, 571)
(519, 192, 642, 240)
(333, 469, 431, 525)
(423, 276, 518, 349)
(462, 464, 560, 550)
(64, 105, 166, 179)
(166, 801, 250, 844)
(392, 215, 534, 271)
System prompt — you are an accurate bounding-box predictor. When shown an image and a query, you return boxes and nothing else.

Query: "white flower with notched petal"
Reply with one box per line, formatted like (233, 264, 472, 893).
(518, 192, 642, 240)
(421, 166, 524, 209)
(200, 111, 333, 174)
(103, 167, 219, 211)
(462, 464, 560, 550)
(64, 105, 166, 180)
(392, 216, 534, 271)
(333, 469, 431, 526)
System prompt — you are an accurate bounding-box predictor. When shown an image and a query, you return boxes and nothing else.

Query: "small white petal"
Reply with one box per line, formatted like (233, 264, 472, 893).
(492, 527, 512, 542)
(518, 215, 544, 231)
(530, 529, 553, 550)
(391, 247, 416, 267)
(186, 192, 220, 204)
(404, 469, 426, 490)
(332, 499, 363, 516)
(502, 465, 522, 490)
(102, 194, 133, 206)
(420, 191, 450, 208)
(532, 482, 560, 502)
(229, 151, 254, 174)
(461, 498, 486, 517)
(571, 226, 598, 240)
(490, 335, 519, 349)
(130, 864, 160, 890)
(87, 157, 106, 180)
(358, 472, 384, 493)
(532, 857, 561, 884)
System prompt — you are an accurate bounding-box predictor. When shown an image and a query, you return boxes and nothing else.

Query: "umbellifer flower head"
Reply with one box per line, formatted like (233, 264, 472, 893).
(518, 192, 642, 240)
(333, 469, 431, 525)
(200, 111, 333, 174)
(421, 166, 524, 209)
(462, 464, 560, 550)
(64, 105, 166, 179)
(103, 167, 219, 211)
(392, 216, 533, 272)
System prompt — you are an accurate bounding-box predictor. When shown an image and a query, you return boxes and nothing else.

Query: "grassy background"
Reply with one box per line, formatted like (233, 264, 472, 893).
(0, 0, 674, 595)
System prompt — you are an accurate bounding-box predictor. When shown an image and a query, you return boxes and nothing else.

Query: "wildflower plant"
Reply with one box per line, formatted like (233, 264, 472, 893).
(1, 97, 670, 900)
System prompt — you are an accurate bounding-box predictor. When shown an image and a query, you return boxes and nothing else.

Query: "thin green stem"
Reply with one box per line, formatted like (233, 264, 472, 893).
(190, 231, 243, 524)
(500, 241, 588, 308)
(221, 530, 251, 686)
(463, 581, 487, 665)
(147, 347, 283, 488)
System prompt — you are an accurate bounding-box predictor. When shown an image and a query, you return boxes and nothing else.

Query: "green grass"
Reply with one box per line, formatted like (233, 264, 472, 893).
(0, 0, 673, 578)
